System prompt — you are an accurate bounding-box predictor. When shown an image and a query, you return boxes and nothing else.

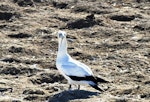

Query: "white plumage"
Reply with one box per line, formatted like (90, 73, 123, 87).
(56, 31, 108, 91)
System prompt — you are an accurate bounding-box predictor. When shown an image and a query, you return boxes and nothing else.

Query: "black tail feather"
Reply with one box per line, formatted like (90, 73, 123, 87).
(68, 75, 109, 83)
(68, 75, 109, 91)
(95, 77, 109, 83)
(90, 84, 104, 92)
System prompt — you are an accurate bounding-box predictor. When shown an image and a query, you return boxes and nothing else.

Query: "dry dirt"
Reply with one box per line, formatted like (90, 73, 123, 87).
(0, 0, 150, 102)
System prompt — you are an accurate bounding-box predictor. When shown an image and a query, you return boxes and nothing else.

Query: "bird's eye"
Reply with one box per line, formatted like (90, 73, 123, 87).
(58, 33, 63, 38)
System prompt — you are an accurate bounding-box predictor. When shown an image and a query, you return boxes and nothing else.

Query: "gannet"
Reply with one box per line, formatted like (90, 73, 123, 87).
(56, 31, 108, 91)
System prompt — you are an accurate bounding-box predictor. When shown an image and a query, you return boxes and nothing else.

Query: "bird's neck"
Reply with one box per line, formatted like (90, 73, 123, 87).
(57, 38, 68, 58)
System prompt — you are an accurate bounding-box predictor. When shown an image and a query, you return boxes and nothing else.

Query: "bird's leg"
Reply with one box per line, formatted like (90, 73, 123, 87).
(68, 84, 72, 90)
(78, 85, 80, 90)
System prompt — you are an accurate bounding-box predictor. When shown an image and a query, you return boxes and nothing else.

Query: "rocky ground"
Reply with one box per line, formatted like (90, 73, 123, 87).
(0, 0, 150, 102)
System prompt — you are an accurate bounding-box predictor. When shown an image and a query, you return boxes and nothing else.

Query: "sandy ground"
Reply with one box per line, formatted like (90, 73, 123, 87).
(0, 0, 150, 102)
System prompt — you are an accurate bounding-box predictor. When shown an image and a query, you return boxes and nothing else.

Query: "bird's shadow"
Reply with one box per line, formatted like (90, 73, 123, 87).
(48, 90, 100, 102)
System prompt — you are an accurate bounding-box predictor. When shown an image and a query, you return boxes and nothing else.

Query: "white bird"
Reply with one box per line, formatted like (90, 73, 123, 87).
(56, 31, 108, 91)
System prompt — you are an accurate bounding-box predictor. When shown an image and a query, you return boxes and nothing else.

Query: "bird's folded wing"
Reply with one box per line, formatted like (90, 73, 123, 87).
(61, 61, 93, 77)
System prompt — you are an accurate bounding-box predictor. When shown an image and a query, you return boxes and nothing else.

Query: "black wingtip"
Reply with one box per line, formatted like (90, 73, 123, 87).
(90, 84, 104, 92)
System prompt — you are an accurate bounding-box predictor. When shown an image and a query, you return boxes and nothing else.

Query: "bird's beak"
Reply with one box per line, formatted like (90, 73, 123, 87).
(59, 37, 64, 47)
(61, 37, 63, 44)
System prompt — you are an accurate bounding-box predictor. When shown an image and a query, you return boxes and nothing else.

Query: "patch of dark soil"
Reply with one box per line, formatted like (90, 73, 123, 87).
(36, 28, 52, 34)
(115, 98, 128, 102)
(137, 37, 150, 42)
(113, 86, 141, 97)
(0, 67, 40, 75)
(30, 71, 66, 84)
(136, 0, 150, 3)
(0, 4, 15, 11)
(24, 95, 38, 101)
(0, 11, 15, 20)
(9, 46, 24, 53)
(13, 0, 34, 7)
(1, 58, 21, 63)
(71, 51, 99, 61)
(129, 73, 145, 82)
(35, 28, 53, 39)
(103, 42, 137, 50)
(8, 47, 39, 57)
(23, 8, 38, 13)
(51, 1, 68, 9)
(45, 85, 65, 93)
(23, 89, 45, 95)
(0, 67, 21, 75)
(0, 24, 7, 29)
(21, 67, 41, 76)
(121, 89, 132, 95)
(67, 34, 77, 40)
(67, 18, 93, 29)
(23, 60, 41, 65)
(8, 33, 32, 38)
(72, 2, 113, 14)
(0, 88, 12, 93)
(134, 25, 145, 31)
(38, 62, 57, 71)
(48, 90, 98, 102)
(72, 4, 90, 12)
(24, 95, 48, 101)
(53, 16, 69, 22)
(11, 100, 21, 102)
(0, 24, 22, 31)
(144, 80, 150, 85)
(140, 93, 150, 99)
(42, 35, 53, 40)
(110, 15, 135, 21)
(133, 24, 150, 31)
(66, 14, 102, 29)
(33, 0, 43, 3)
(71, 51, 83, 56)
(81, 30, 109, 39)
(48, 40, 58, 51)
